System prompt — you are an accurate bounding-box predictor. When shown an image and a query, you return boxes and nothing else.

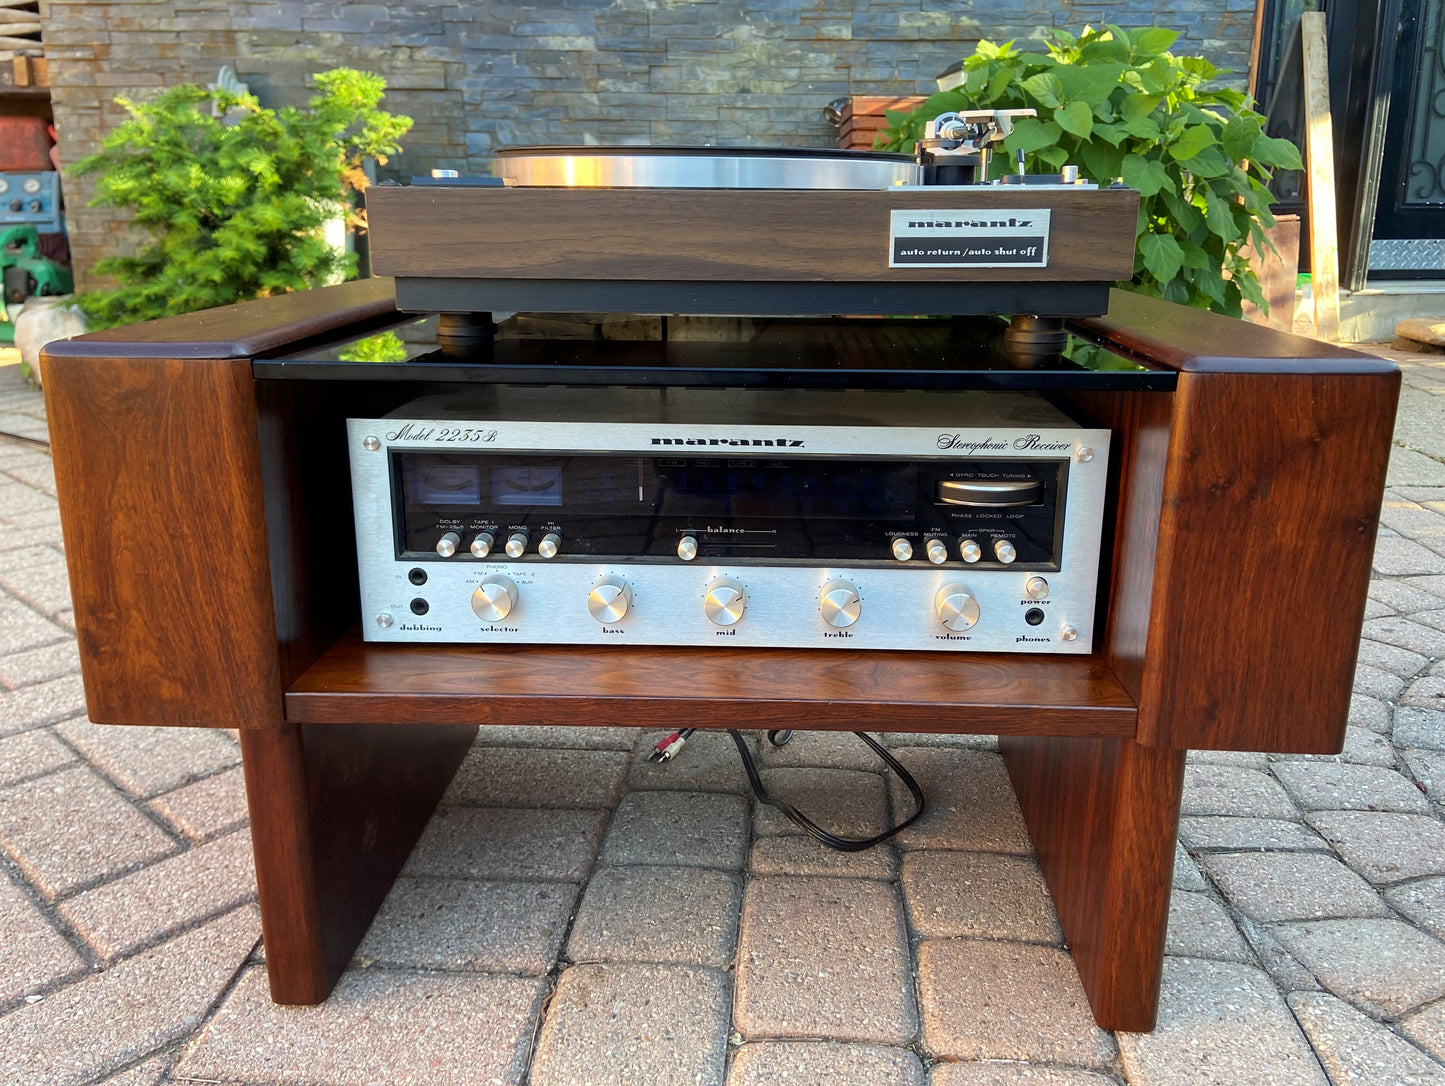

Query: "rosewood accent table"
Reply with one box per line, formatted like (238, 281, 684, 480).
(42, 278, 1398, 1031)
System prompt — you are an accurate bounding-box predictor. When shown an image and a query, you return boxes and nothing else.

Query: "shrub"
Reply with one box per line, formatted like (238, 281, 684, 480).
(70, 68, 412, 328)
(877, 27, 1303, 316)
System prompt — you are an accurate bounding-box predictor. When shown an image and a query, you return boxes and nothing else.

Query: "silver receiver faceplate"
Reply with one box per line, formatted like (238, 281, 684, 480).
(349, 387, 1110, 653)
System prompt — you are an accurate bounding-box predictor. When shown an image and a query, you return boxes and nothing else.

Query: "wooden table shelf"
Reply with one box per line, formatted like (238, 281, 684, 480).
(283, 636, 1139, 735)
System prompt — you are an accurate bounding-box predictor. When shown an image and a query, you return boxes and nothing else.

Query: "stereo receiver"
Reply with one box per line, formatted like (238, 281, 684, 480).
(348, 386, 1109, 653)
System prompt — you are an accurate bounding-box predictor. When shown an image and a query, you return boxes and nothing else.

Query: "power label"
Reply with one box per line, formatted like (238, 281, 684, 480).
(889, 209, 1051, 268)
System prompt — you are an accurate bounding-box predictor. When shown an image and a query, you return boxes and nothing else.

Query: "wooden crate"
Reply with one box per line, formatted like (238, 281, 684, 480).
(835, 94, 927, 150)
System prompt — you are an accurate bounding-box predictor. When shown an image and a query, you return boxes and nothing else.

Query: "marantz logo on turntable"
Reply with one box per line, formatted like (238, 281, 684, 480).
(651, 436, 805, 447)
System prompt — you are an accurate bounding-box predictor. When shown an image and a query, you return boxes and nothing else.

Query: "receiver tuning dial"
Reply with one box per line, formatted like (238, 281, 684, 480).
(471, 574, 518, 623)
(819, 579, 862, 628)
(703, 577, 747, 627)
(588, 575, 632, 624)
(504, 530, 530, 558)
(436, 531, 461, 558)
(470, 531, 496, 558)
(935, 583, 981, 631)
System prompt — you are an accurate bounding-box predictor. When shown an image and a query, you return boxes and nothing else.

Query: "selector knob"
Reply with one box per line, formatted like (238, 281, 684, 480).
(470, 531, 496, 558)
(819, 579, 862, 628)
(935, 583, 981, 631)
(538, 532, 562, 559)
(703, 577, 747, 627)
(677, 535, 699, 562)
(891, 537, 913, 562)
(994, 539, 1017, 564)
(1025, 576, 1049, 599)
(436, 531, 462, 558)
(959, 538, 982, 563)
(471, 574, 519, 623)
(925, 538, 949, 565)
(588, 575, 632, 623)
(504, 530, 530, 558)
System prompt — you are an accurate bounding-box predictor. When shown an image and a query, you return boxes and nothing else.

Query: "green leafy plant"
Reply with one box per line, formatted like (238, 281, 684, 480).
(877, 27, 1303, 315)
(70, 68, 412, 328)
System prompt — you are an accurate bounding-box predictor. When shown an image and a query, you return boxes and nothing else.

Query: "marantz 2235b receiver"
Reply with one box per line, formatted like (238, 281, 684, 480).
(349, 385, 1110, 653)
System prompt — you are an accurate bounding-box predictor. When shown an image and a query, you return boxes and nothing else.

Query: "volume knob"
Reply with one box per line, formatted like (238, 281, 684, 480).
(588, 575, 632, 623)
(819, 579, 862, 628)
(471, 575, 518, 623)
(935, 583, 981, 631)
(703, 577, 746, 626)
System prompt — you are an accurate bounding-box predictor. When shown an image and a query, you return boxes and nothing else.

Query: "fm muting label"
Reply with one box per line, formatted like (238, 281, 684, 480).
(889, 209, 1051, 268)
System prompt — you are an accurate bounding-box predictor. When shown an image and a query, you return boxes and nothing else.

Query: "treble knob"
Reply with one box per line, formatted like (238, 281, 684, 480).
(504, 530, 529, 558)
(703, 577, 746, 627)
(436, 531, 461, 557)
(935, 583, 981, 631)
(819, 579, 862, 628)
(471, 574, 518, 623)
(588, 575, 632, 624)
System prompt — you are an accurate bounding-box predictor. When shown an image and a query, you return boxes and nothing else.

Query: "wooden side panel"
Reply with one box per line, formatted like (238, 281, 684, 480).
(241, 722, 476, 1004)
(366, 186, 1139, 283)
(42, 354, 282, 729)
(1137, 369, 1400, 751)
(1001, 735, 1185, 1031)
(1062, 390, 1173, 702)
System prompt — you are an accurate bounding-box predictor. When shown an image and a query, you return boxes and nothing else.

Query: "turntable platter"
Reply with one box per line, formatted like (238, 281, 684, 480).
(492, 145, 921, 189)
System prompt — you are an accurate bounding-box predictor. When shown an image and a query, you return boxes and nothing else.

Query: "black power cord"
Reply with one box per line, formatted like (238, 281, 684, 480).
(727, 730, 925, 852)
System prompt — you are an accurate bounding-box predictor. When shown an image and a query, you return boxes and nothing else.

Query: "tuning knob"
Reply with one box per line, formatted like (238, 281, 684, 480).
(504, 530, 529, 558)
(588, 575, 632, 623)
(470, 531, 496, 558)
(993, 539, 1017, 564)
(819, 579, 862, 628)
(925, 538, 949, 565)
(537, 531, 562, 559)
(677, 535, 699, 562)
(959, 538, 982, 563)
(471, 575, 518, 623)
(436, 531, 461, 557)
(703, 577, 746, 626)
(935, 583, 981, 631)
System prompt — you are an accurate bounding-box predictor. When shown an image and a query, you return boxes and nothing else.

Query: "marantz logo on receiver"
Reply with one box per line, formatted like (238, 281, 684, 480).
(651, 436, 805, 447)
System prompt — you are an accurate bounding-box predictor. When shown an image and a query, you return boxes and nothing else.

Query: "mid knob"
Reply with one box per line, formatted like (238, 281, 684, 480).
(588, 575, 632, 624)
(504, 530, 529, 558)
(935, 583, 981, 631)
(819, 578, 862, 628)
(703, 577, 747, 627)
(471, 575, 518, 623)
(436, 531, 461, 558)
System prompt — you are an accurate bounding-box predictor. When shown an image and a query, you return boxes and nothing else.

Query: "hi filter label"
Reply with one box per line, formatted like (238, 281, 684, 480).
(889, 209, 1051, 268)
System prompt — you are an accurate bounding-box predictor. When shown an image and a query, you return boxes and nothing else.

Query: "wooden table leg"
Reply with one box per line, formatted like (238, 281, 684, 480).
(240, 721, 477, 1004)
(999, 735, 1186, 1032)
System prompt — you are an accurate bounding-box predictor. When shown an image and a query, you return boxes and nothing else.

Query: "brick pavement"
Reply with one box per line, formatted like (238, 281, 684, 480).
(0, 352, 1443, 1084)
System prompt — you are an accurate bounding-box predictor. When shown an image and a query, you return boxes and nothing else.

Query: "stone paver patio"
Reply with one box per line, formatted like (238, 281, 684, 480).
(1, 347, 1443, 1085)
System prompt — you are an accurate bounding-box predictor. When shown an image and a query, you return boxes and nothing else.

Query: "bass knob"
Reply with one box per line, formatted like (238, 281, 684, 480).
(588, 575, 632, 624)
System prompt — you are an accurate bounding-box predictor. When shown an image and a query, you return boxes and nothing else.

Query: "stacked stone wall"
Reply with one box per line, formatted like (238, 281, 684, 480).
(42, 1, 1256, 288)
